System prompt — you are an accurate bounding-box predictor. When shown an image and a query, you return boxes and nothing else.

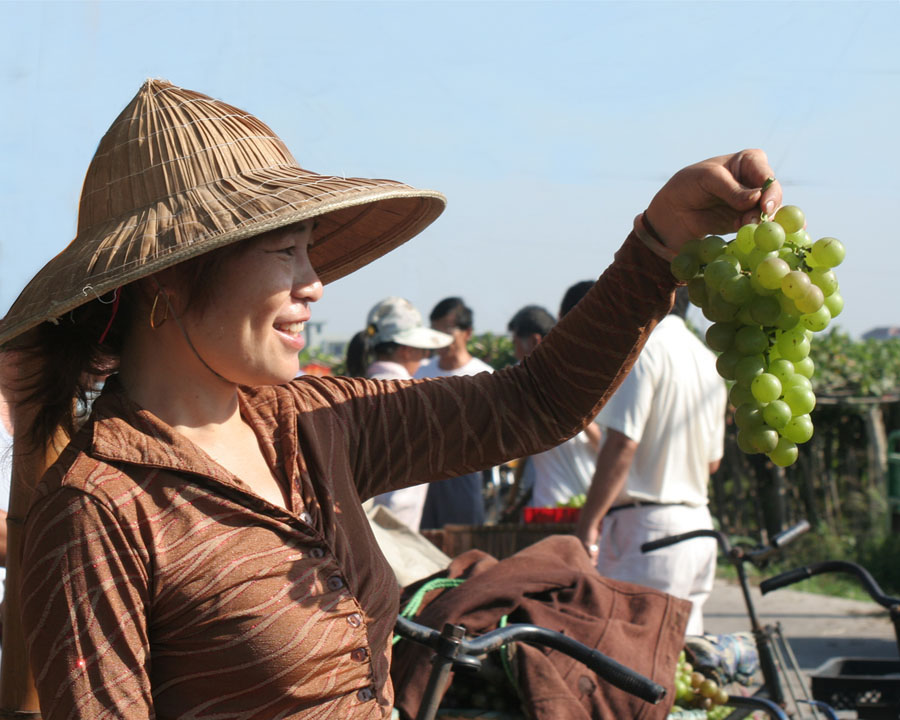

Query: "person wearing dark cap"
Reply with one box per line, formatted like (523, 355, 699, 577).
(0, 78, 781, 719)
(506, 303, 602, 510)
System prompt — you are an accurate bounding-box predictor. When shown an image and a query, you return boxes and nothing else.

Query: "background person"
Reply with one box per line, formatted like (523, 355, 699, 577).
(345, 297, 452, 530)
(415, 297, 494, 529)
(0, 79, 780, 720)
(506, 303, 602, 511)
(574, 287, 728, 635)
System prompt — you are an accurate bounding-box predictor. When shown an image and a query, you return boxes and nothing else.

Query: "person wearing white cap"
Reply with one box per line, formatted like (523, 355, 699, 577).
(0, 79, 782, 719)
(345, 297, 452, 529)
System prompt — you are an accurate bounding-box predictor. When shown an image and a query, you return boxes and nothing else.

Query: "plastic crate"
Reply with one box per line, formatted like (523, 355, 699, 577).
(522, 506, 581, 524)
(810, 657, 900, 719)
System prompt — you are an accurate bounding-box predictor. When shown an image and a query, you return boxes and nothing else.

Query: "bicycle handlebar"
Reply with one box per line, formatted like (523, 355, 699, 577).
(640, 520, 810, 567)
(760, 560, 900, 609)
(394, 616, 667, 705)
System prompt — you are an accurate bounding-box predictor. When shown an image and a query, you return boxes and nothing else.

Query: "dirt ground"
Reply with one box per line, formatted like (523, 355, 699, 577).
(703, 578, 898, 672)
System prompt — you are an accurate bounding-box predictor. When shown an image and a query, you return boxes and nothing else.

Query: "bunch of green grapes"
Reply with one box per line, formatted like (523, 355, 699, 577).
(557, 493, 587, 509)
(672, 650, 732, 718)
(670, 205, 845, 467)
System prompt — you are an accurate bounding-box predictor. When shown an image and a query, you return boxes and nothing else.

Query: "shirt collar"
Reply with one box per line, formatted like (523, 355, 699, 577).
(88, 377, 276, 488)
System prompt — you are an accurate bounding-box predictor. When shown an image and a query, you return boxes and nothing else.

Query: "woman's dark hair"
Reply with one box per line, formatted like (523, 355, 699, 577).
(559, 280, 594, 319)
(9, 243, 242, 451)
(507, 305, 555, 339)
(429, 297, 473, 331)
(344, 332, 401, 378)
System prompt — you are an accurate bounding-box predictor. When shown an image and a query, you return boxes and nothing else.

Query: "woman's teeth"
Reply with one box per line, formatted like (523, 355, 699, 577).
(277, 322, 305, 336)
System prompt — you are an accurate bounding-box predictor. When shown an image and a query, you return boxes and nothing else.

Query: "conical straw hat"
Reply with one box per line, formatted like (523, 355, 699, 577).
(0, 79, 446, 346)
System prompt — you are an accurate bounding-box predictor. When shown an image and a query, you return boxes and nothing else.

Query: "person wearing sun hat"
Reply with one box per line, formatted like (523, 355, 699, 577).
(0, 76, 781, 719)
(345, 296, 452, 530)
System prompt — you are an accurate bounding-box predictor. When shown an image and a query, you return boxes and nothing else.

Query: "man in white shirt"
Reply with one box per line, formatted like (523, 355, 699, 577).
(575, 288, 727, 635)
(415, 298, 492, 528)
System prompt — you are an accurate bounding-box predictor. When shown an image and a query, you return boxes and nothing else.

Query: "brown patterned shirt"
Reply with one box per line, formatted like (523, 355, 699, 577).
(21, 235, 676, 719)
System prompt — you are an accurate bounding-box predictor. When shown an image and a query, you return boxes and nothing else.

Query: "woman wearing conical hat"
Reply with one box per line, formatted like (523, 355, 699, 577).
(0, 79, 781, 719)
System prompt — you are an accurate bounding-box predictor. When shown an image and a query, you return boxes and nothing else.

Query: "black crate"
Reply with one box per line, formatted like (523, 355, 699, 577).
(810, 657, 900, 719)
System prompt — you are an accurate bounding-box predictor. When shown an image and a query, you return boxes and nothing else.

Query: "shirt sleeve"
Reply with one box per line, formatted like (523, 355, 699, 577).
(595, 352, 655, 444)
(21, 487, 154, 720)
(304, 234, 678, 500)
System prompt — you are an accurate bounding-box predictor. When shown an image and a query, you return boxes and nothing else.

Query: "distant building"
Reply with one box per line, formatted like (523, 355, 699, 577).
(863, 327, 900, 340)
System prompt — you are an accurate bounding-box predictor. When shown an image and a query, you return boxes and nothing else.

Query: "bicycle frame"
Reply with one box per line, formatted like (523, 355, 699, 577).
(641, 520, 839, 719)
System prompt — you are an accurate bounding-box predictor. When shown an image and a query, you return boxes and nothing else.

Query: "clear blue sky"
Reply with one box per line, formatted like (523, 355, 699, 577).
(2, 1, 898, 344)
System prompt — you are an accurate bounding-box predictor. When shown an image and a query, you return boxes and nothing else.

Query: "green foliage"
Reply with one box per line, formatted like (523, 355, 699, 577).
(297, 347, 345, 376)
(468, 332, 517, 370)
(810, 330, 900, 397)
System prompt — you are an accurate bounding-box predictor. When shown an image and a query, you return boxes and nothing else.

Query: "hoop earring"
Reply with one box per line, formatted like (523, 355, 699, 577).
(149, 289, 169, 329)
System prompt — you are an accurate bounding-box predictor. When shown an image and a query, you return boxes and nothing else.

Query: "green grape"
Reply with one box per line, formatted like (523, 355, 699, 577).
(671, 253, 700, 282)
(777, 246, 802, 269)
(795, 284, 825, 314)
(751, 373, 782, 404)
(776, 328, 810, 362)
(699, 235, 728, 263)
(734, 354, 766, 385)
(747, 247, 777, 272)
(809, 268, 838, 296)
(773, 205, 805, 234)
(680, 237, 703, 257)
(715, 349, 742, 381)
(734, 402, 764, 429)
(720, 274, 754, 305)
(762, 399, 791, 429)
(729, 382, 754, 407)
(782, 414, 814, 444)
(705, 256, 741, 291)
(801, 305, 831, 332)
(754, 221, 786, 252)
(735, 223, 758, 254)
(749, 295, 781, 325)
(704, 293, 740, 322)
(785, 228, 812, 248)
(793, 356, 814, 378)
(734, 326, 769, 355)
(786, 373, 813, 391)
(825, 290, 844, 318)
(784, 384, 816, 415)
(810, 236, 845, 268)
(706, 322, 737, 352)
(750, 425, 779, 454)
(782, 270, 812, 300)
(769, 357, 795, 383)
(775, 312, 800, 331)
(769, 437, 798, 467)
(687, 276, 708, 307)
(755, 256, 791, 290)
(736, 428, 758, 454)
(776, 291, 801, 317)
(749, 273, 776, 297)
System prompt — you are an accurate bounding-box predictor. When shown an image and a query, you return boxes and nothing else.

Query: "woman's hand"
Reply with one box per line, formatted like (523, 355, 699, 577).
(645, 149, 783, 253)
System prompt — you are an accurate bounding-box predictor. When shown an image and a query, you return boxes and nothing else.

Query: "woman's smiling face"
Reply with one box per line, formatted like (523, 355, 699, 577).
(181, 222, 324, 386)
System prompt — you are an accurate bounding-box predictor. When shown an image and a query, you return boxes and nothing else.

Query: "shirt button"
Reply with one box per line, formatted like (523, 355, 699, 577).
(309, 547, 325, 559)
(347, 613, 362, 627)
(327, 575, 344, 591)
(357, 687, 374, 702)
(350, 647, 369, 662)
(299, 512, 313, 525)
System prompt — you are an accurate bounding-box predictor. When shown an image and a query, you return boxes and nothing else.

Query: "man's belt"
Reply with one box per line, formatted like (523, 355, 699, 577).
(607, 501, 687, 514)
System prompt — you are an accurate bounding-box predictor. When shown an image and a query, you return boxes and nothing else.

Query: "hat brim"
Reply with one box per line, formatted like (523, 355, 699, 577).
(0, 171, 446, 347)
(391, 327, 453, 350)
